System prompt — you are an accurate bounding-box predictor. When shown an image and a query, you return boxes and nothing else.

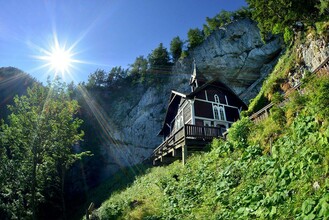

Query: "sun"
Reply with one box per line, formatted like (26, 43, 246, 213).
(33, 35, 81, 79)
(48, 47, 73, 74)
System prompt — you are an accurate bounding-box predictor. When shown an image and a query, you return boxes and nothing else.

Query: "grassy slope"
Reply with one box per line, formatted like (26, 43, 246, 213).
(87, 33, 329, 219)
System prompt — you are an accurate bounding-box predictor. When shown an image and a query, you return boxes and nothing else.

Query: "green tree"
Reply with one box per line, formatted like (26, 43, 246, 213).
(148, 43, 171, 72)
(232, 6, 252, 20)
(87, 69, 107, 88)
(316, 0, 329, 15)
(106, 66, 125, 86)
(203, 10, 233, 37)
(202, 8, 251, 38)
(129, 55, 148, 77)
(246, 0, 320, 42)
(0, 79, 86, 219)
(170, 36, 183, 62)
(187, 28, 204, 49)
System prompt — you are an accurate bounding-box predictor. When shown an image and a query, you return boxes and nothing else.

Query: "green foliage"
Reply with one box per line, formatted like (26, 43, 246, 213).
(303, 74, 329, 124)
(187, 28, 204, 49)
(0, 79, 87, 219)
(180, 50, 189, 60)
(92, 54, 329, 220)
(87, 67, 128, 89)
(246, 0, 327, 43)
(93, 107, 329, 219)
(129, 55, 149, 78)
(232, 7, 252, 20)
(0, 67, 35, 119)
(245, 91, 269, 116)
(148, 43, 171, 70)
(170, 36, 183, 62)
(87, 69, 107, 88)
(203, 10, 232, 37)
(107, 66, 128, 86)
(315, 21, 329, 39)
(227, 117, 253, 149)
(316, 0, 329, 15)
(203, 7, 252, 37)
(247, 41, 298, 115)
(283, 27, 294, 43)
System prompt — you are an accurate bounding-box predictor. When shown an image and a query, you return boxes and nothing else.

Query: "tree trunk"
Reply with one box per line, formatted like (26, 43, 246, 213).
(32, 145, 37, 220)
(61, 166, 67, 220)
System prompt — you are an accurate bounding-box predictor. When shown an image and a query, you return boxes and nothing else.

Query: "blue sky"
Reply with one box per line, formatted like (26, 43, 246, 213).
(0, 0, 247, 83)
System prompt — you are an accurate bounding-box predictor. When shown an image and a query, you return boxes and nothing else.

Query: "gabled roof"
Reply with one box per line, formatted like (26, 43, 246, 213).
(158, 90, 187, 136)
(188, 79, 233, 97)
(158, 79, 247, 136)
(188, 79, 247, 109)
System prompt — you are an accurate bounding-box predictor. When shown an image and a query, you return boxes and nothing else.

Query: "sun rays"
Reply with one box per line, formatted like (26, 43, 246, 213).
(77, 85, 142, 175)
(27, 28, 144, 176)
(47, 45, 73, 74)
(32, 33, 79, 80)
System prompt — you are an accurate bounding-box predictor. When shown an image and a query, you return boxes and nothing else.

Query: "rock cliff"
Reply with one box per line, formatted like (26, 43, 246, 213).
(173, 18, 283, 102)
(81, 19, 284, 180)
(286, 34, 329, 87)
(80, 74, 191, 179)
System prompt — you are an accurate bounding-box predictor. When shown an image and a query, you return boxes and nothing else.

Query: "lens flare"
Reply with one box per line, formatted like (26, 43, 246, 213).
(32, 33, 82, 81)
(48, 46, 73, 74)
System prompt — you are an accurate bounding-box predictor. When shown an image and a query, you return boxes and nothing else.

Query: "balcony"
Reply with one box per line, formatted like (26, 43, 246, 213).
(153, 124, 223, 165)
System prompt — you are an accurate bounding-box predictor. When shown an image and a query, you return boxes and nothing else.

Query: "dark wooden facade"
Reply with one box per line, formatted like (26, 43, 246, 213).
(153, 65, 247, 165)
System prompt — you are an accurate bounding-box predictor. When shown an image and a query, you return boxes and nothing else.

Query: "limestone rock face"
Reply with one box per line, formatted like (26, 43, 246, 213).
(83, 74, 190, 179)
(285, 36, 329, 88)
(85, 19, 284, 180)
(300, 37, 329, 71)
(173, 18, 283, 100)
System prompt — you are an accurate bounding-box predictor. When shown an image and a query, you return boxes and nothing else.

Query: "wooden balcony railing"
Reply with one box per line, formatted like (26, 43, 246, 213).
(185, 124, 223, 139)
(153, 124, 223, 157)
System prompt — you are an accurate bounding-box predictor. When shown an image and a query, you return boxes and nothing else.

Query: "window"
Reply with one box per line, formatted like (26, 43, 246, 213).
(213, 105, 226, 121)
(174, 112, 184, 131)
(214, 106, 219, 120)
(214, 94, 220, 103)
(179, 114, 183, 128)
(219, 107, 225, 121)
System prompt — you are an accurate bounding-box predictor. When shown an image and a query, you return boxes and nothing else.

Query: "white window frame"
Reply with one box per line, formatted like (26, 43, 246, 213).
(218, 106, 226, 121)
(213, 104, 226, 121)
(214, 94, 220, 103)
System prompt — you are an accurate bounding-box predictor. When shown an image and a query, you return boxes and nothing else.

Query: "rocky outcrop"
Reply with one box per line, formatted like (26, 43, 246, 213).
(173, 18, 283, 102)
(300, 36, 329, 71)
(287, 35, 329, 87)
(81, 74, 191, 179)
(82, 19, 284, 180)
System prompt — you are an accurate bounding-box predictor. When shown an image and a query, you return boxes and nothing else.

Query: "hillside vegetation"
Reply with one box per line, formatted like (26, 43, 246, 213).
(86, 30, 329, 219)
(0, 67, 35, 119)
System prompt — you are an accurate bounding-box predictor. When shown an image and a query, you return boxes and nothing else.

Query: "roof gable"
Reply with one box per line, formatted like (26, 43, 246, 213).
(187, 79, 247, 108)
(158, 90, 186, 136)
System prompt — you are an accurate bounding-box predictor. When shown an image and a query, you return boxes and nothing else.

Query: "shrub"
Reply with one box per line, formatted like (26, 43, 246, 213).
(227, 117, 253, 149)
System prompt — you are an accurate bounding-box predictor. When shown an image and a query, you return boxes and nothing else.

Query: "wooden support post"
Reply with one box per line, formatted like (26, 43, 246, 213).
(153, 159, 159, 166)
(172, 148, 182, 158)
(161, 156, 177, 164)
(182, 144, 187, 165)
(86, 202, 94, 220)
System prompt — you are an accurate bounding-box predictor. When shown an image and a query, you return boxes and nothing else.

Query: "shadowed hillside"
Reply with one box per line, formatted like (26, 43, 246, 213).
(0, 67, 35, 119)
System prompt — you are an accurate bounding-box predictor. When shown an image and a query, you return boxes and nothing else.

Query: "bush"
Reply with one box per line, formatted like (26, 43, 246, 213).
(227, 117, 253, 149)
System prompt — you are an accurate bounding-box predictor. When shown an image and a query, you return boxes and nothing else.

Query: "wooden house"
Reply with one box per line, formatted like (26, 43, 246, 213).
(153, 62, 247, 165)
